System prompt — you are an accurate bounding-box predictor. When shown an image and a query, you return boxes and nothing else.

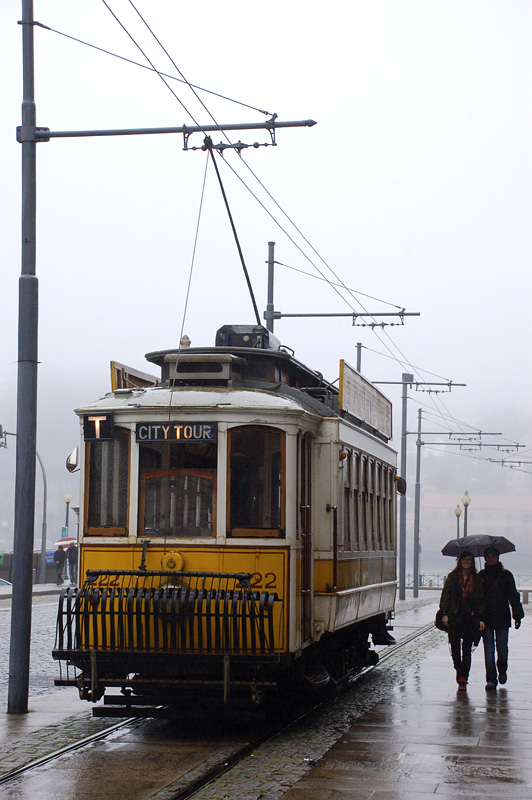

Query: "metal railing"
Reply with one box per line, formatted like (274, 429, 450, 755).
(54, 570, 284, 657)
(405, 573, 532, 591)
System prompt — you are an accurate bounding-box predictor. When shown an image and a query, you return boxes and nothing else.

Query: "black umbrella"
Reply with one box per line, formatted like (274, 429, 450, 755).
(441, 534, 516, 558)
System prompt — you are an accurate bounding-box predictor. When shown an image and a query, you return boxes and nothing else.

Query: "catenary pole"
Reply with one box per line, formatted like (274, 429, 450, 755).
(398, 374, 413, 600)
(413, 408, 422, 598)
(266, 242, 275, 333)
(9, 0, 38, 714)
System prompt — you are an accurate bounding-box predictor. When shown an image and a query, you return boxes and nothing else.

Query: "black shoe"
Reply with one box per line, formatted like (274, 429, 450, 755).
(498, 672, 507, 684)
(485, 682, 497, 691)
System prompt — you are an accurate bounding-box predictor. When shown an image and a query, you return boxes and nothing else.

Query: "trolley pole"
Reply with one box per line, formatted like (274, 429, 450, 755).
(9, 0, 39, 714)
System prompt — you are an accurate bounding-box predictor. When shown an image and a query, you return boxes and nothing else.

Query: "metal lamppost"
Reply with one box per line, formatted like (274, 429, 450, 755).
(462, 491, 471, 538)
(64, 492, 72, 533)
(454, 504, 462, 538)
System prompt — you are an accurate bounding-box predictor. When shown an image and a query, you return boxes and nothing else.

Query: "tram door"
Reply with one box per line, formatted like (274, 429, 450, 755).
(299, 433, 312, 642)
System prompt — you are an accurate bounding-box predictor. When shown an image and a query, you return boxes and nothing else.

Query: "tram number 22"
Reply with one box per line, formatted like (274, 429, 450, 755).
(248, 572, 277, 590)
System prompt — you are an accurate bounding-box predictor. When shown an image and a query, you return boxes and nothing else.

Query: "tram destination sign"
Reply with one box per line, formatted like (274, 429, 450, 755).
(136, 422, 217, 443)
(83, 413, 114, 441)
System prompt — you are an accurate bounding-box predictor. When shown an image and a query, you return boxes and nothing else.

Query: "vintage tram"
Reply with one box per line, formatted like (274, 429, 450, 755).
(53, 323, 402, 715)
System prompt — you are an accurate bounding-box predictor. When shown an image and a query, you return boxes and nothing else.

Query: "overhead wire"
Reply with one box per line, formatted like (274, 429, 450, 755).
(110, 3, 471, 437)
(70, 4, 520, 458)
(34, 21, 272, 115)
(82, 2, 422, 385)
(112, 3, 425, 378)
(273, 261, 403, 309)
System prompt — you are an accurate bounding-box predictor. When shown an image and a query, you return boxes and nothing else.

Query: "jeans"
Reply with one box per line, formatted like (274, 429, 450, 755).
(482, 625, 509, 685)
(449, 633, 474, 680)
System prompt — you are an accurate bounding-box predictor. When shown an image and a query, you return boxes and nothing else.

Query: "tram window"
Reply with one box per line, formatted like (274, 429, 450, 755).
(388, 469, 396, 549)
(140, 470, 214, 537)
(342, 448, 352, 551)
(352, 454, 360, 551)
(87, 427, 129, 534)
(375, 462, 383, 550)
(228, 426, 285, 537)
(138, 443, 217, 538)
(368, 460, 376, 550)
(343, 486, 351, 550)
(360, 456, 370, 550)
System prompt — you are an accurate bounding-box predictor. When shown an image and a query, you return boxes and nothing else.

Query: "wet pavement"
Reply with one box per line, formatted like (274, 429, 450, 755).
(0, 590, 529, 799)
(282, 598, 532, 799)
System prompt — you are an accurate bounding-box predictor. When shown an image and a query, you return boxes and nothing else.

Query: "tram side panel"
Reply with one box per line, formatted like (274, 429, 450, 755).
(313, 418, 397, 644)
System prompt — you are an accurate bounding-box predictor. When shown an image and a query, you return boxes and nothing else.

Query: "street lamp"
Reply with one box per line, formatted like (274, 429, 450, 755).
(0, 427, 48, 584)
(454, 504, 462, 538)
(462, 491, 471, 538)
(64, 492, 72, 533)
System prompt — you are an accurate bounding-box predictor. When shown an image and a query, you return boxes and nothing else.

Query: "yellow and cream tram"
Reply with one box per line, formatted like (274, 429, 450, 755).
(53, 324, 403, 715)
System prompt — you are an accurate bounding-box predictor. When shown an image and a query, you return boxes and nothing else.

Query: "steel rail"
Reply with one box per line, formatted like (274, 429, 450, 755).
(167, 620, 436, 800)
(0, 716, 139, 786)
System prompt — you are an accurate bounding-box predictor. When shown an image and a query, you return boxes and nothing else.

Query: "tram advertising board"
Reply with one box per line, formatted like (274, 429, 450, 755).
(339, 360, 392, 440)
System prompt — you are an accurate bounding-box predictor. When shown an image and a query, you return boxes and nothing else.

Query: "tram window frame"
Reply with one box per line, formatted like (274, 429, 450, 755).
(137, 441, 217, 539)
(85, 426, 130, 536)
(227, 425, 285, 538)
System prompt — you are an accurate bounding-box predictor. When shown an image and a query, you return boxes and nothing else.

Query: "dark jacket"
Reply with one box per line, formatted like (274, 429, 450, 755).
(67, 545, 78, 565)
(53, 548, 66, 568)
(478, 561, 524, 629)
(439, 570, 485, 635)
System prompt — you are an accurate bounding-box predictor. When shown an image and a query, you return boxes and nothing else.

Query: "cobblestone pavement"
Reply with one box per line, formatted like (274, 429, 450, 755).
(0, 595, 60, 707)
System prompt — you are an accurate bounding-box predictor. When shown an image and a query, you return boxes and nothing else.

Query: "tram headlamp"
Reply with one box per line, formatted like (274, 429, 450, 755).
(161, 551, 185, 572)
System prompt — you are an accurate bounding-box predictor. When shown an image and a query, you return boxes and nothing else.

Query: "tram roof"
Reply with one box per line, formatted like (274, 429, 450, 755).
(74, 384, 332, 418)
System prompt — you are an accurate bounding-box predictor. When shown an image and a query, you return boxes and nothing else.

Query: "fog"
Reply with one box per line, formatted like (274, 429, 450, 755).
(0, 1, 531, 575)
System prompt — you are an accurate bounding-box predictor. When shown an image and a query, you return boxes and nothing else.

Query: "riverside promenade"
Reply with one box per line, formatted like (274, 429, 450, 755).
(282, 599, 531, 799)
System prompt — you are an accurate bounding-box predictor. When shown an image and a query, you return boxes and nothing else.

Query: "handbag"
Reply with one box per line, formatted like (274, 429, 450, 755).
(435, 608, 447, 631)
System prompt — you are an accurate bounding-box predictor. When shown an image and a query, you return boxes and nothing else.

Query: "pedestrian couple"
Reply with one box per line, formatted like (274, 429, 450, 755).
(53, 543, 78, 586)
(439, 547, 524, 691)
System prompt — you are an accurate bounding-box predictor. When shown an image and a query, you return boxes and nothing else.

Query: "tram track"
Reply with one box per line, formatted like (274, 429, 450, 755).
(0, 715, 139, 787)
(157, 618, 437, 800)
(0, 619, 435, 798)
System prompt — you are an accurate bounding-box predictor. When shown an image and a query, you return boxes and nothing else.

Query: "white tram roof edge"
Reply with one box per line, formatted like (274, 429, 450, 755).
(74, 385, 323, 416)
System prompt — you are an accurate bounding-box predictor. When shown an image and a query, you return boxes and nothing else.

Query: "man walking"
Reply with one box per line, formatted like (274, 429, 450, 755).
(479, 546, 524, 690)
(53, 545, 66, 585)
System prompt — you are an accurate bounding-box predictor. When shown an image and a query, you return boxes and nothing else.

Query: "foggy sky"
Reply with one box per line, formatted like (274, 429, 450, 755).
(0, 1, 530, 569)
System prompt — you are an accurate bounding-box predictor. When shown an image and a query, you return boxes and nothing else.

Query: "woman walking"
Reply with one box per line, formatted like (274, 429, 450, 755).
(439, 551, 485, 691)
